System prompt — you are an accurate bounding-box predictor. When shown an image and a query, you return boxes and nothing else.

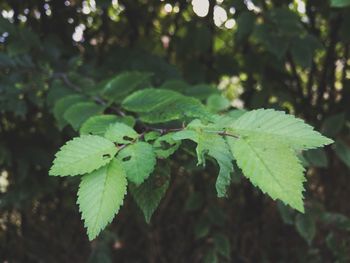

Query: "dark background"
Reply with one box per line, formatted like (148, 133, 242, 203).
(0, 0, 349, 262)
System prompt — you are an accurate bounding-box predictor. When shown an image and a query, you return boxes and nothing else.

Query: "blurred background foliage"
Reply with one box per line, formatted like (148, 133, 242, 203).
(0, 0, 350, 262)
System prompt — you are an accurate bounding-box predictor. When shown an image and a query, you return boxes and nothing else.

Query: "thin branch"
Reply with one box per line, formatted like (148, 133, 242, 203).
(218, 131, 239, 139)
(53, 72, 82, 92)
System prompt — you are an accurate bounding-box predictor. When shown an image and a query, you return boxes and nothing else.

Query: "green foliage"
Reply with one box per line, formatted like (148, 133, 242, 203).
(80, 115, 135, 136)
(102, 72, 152, 102)
(230, 109, 333, 150)
(122, 88, 211, 123)
(295, 213, 316, 245)
(117, 142, 156, 185)
(304, 148, 329, 168)
(213, 233, 231, 260)
(206, 94, 231, 113)
(53, 94, 86, 129)
(173, 120, 234, 198)
(153, 134, 181, 159)
(49, 135, 117, 176)
(277, 201, 295, 225)
(321, 113, 345, 138)
(290, 35, 322, 68)
(228, 134, 306, 212)
(331, 0, 350, 7)
(64, 102, 105, 131)
(104, 123, 138, 144)
(2, 1, 349, 260)
(77, 159, 127, 240)
(47, 85, 332, 238)
(130, 163, 170, 223)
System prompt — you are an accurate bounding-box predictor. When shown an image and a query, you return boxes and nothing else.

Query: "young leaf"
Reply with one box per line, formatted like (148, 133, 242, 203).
(204, 248, 218, 263)
(122, 88, 211, 123)
(295, 213, 316, 245)
(77, 159, 127, 240)
(49, 135, 117, 176)
(290, 35, 321, 68)
(206, 94, 230, 113)
(213, 233, 231, 259)
(53, 94, 86, 129)
(104, 123, 138, 144)
(230, 109, 333, 150)
(144, 131, 161, 142)
(153, 133, 181, 158)
(227, 135, 306, 212)
(102, 71, 152, 102)
(80, 115, 117, 135)
(331, 0, 350, 7)
(277, 201, 295, 225)
(64, 102, 105, 131)
(173, 120, 233, 197)
(117, 142, 156, 185)
(129, 163, 170, 223)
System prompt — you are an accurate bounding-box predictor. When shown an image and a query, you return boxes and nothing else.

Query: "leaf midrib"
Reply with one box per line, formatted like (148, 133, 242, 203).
(91, 166, 110, 237)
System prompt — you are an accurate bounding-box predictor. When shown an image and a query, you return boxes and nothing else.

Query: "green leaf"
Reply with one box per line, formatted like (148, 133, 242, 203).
(102, 72, 152, 102)
(236, 11, 256, 42)
(129, 163, 170, 223)
(333, 140, 350, 168)
(331, 0, 350, 7)
(153, 133, 181, 158)
(321, 112, 345, 138)
(211, 110, 247, 129)
(213, 233, 231, 259)
(46, 79, 73, 106)
(230, 109, 333, 150)
(295, 213, 316, 245)
(122, 88, 211, 123)
(268, 7, 303, 34)
(80, 115, 118, 136)
(204, 249, 218, 263)
(104, 123, 138, 144)
(227, 135, 305, 212)
(321, 212, 350, 231)
(80, 115, 136, 136)
(290, 35, 322, 68)
(185, 84, 219, 100)
(227, 109, 247, 120)
(173, 120, 233, 197)
(194, 216, 211, 239)
(77, 159, 127, 240)
(144, 131, 161, 142)
(49, 135, 117, 176)
(304, 148, 328, 168)
(206, 94, 230, 113)
(159, 79, 190, 93)
(117, 142, 156, 185)
(0, 17, 16, 34)
(253, 24, 289, 58)
(277, 201, 295, 225)
(64, 102, 105, 131)
(53, 94, 86, 129)
(184, 191, 204, 212)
